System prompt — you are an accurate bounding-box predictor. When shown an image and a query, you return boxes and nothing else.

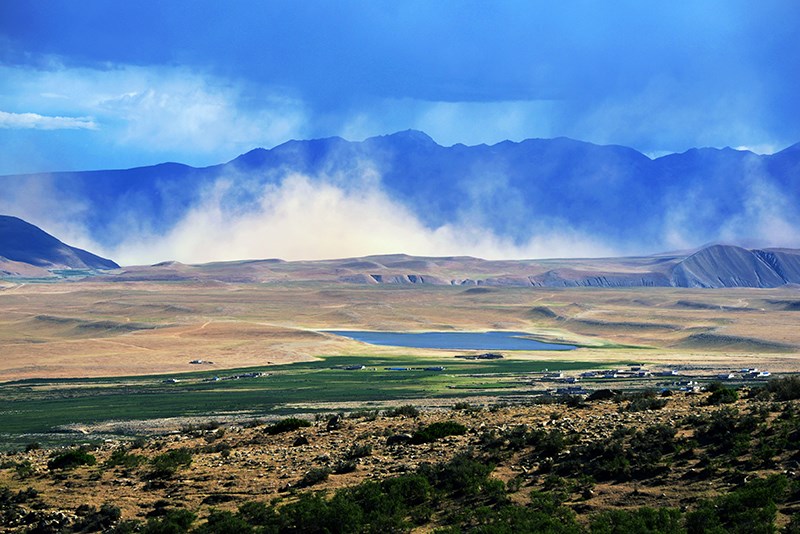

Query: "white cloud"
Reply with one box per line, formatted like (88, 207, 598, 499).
(0, 110, 97, 130)
(95, 74, 307, 154)
(0, 64, 308, 163)
(108, 173, 615, 265)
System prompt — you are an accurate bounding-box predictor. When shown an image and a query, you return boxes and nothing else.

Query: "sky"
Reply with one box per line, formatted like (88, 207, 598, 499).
(1, 1, 799, 175)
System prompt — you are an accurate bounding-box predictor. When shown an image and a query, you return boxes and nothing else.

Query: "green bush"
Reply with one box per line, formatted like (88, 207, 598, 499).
(47, 448, 97, 470)
(73, 503, 122, 532)
(194, 510, 253, 534)
(411, 421, 468, 444)
(590, 507, 683, 533)
(333, 459, 357, 474)
(419, 453, 495, 496)
(147, 448, 193, 479)
(384, 405, 420, 418)
(298, 467, 331, 487)
(685, 474, 787, 534)
(707, 383, 739, 405)
(766, 376, 800, 401)
(344, 443, 372, 460)
(265, 417, 312, 435)
(624, 391, 669, 412)
(105, 448, 146, 469)
(236, 501, 279, 528)
(140, 508, 196, 534)
(14, 460, 35, 479)
(693, 408, 757, 457)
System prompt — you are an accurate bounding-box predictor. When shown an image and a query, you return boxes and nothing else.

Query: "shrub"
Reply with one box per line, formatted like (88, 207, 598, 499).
(685, 475, 787, 534)
(766, 375, 800, 401)
(419, 453, 495, 496)
(693, 408, 757, 457)
(348, 409, 379, 420)
(333, 459, 357, 474)
(298, 467, 331, 488)
(624, 391, 669, 412)
(47, 448, 97, 470)
(236, 501, 279, 528)
(73, 503, 121, 532)
(194, 510, 254, 534)
(264, 417, 312, 435)
(590, 507, 683, 534)
(147, 448, 193, 479)
(411, 421, 468, 444)
(14, 460, 35, 479)
(140, 508, 196, 534)
(453, 401, 481, 413)
(344, 443, 372, 460)
(708, 383, 739, 405)
(384, 405, 420, 418)
(105, 448, 146, 469)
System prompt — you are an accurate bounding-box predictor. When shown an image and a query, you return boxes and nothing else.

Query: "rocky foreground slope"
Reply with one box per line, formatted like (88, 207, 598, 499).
(2, 383, 800, 532)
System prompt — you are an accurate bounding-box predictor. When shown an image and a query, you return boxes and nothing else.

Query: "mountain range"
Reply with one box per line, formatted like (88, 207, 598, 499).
(2, 214, 799, 289)
(2, 131, 799, 255)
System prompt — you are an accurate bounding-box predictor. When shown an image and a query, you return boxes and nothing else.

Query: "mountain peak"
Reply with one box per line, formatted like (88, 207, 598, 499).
(379, 129, 437, 145)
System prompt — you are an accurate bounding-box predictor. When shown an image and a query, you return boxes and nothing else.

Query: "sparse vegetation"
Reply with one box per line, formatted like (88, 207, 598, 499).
(411, 421, 468, 444)
(384, 405, 421, 418)
(4, 388, 800, 532)
(147, 448, 193, 479)
(264, 417, 312, 435)
(47, 448, 97, 470)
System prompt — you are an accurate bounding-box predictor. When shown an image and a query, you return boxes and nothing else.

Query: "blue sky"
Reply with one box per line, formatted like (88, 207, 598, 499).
(1, 0, 799, 175)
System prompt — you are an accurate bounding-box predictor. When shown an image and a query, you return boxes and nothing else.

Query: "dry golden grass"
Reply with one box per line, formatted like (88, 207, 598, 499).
(1, 281, 799, 381)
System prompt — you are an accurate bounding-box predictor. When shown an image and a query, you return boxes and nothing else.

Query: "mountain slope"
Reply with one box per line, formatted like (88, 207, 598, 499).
(0, 215, 119, 270)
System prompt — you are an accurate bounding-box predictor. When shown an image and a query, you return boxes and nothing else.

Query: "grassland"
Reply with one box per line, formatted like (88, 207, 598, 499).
(0, 355, 606, 449)
(0, 279, 798, 447)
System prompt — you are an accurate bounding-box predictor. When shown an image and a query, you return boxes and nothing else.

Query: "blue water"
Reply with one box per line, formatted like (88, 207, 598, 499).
(325, 330, 576, 351)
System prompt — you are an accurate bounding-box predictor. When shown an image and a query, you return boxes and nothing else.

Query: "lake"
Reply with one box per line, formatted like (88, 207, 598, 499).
(324, 330, 577, 351)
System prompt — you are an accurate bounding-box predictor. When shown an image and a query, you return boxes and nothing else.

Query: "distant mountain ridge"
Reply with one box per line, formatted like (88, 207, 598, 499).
(0, 215, 118, 273)
(0, 214, 797, 288)
(3, 131, 799, 254)
(111, 244, 800, 289)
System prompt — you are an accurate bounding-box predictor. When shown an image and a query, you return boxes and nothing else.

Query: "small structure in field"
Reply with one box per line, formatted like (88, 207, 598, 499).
(455, 352, 504, 360)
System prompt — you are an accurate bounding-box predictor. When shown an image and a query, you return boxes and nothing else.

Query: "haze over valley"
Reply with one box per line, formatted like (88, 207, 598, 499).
(3, 132, 800, 266)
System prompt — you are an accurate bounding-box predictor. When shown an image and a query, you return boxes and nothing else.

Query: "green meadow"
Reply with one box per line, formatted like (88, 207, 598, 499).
(0, 355, 605, 449)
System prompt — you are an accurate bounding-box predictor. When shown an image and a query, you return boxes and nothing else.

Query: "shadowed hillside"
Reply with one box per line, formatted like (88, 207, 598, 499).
(0, 215, 118, 271)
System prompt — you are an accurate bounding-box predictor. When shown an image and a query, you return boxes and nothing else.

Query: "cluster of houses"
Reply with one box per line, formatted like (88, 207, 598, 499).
(331, 365, 447, 372)
(455, 352, 504, 360)
(163, 371, 267, 384)
(202, 371, 265, 382)
(536, 364, 774, 396)
(384, 366, 446, 372)
(718, 368, 771, 380)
